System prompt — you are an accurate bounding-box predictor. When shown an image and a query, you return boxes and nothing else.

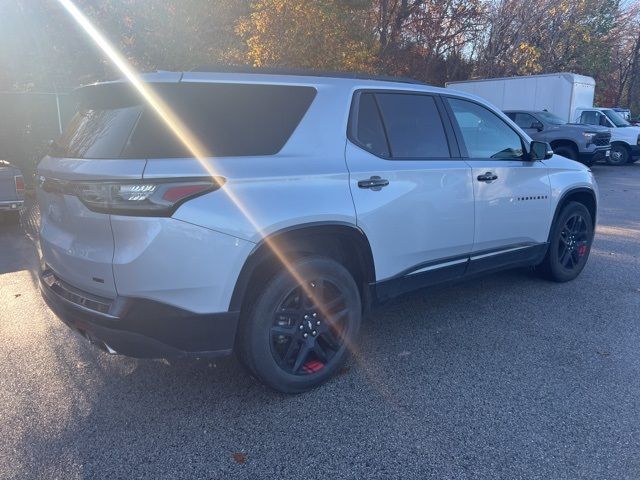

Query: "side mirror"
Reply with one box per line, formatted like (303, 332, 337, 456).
(531, 121, 544, 131)
(529, 141, 553, 161)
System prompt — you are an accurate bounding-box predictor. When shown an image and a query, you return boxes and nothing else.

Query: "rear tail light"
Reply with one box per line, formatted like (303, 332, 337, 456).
(74, 177, 224, 216)
(14, 175, 25, 194)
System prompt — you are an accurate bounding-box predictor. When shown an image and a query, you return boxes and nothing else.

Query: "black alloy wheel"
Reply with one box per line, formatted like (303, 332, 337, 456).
(270, 279, 350, 375)
(237, 256, 361, 393)
(557, 213, 590, 271)
(538, 201, 593, 282)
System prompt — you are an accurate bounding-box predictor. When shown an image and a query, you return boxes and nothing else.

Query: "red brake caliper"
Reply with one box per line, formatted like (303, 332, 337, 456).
(577, 244, 588, 257)
(303, 360, 324, 373)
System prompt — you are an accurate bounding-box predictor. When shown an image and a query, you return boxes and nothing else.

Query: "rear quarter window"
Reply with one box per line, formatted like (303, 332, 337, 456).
(52, 104, 142, 159)
(52, 83, 317, 159)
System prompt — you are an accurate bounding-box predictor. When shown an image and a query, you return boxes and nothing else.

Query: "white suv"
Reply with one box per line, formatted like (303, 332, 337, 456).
(38, 71, 598, 393)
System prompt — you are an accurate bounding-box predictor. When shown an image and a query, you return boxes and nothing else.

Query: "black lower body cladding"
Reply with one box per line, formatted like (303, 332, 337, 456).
(40, 269, 239, 358)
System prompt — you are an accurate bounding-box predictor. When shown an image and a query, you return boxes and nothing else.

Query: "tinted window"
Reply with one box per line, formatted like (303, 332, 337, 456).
(448, 98, 523, 159)
(375, 93, 450, 158)
(51, 86, 143, 159)
(510, 113, 538, 129)
(354, 93, 389, 157)
(53, 83, 317, 159)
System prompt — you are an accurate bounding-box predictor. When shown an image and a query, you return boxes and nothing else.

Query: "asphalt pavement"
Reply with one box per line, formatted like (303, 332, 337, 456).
(1, 164, 639, 479)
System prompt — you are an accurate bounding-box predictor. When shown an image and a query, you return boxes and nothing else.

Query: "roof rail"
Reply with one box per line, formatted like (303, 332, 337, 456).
(189, 65, 427, 85)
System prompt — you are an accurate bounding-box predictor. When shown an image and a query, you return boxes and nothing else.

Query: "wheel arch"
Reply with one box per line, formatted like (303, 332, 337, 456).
(229, 222, 376, 313)
(550, 139, 579, 155)
(548, 187, 597, 242)
(611, 141, 631, 153)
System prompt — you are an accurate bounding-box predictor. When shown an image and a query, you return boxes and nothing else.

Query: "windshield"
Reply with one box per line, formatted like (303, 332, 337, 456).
(536, 111, 566, 125)
(603, 109, 631, 127)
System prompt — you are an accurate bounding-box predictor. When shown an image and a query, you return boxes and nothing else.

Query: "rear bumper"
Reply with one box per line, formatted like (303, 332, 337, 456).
(0, 200, 23, 211)
(40, 269, 239, 359)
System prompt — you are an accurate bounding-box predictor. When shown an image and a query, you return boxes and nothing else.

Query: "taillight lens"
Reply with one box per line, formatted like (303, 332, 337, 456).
(15, 175, 25, 194)
(75, 178, 223, 216)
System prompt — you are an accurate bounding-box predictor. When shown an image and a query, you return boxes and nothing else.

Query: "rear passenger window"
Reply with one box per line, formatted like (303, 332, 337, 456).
(375, 94, 450, 159)
(355, 93, 390, 157)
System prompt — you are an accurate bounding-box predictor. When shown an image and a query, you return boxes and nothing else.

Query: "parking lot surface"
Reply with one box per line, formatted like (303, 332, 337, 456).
(1, 164, 639, 479)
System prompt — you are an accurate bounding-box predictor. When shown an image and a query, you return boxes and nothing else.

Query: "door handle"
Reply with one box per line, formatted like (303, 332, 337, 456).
(477, 172, 498, 182)
(358, 176, 389, 191)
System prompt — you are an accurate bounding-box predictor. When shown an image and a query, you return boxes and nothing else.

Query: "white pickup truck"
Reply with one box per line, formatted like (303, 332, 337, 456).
(574, 107, 640, 165)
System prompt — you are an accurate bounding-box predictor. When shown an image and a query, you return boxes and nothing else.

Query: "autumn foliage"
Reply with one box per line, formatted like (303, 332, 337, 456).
(1, 0, 639, 112)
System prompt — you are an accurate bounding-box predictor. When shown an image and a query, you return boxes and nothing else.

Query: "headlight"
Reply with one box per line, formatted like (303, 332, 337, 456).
(582, 132, 596, 142)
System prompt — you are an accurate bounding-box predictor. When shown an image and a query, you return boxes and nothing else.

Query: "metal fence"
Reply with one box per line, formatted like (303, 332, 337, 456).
(0, 92, 74, 186)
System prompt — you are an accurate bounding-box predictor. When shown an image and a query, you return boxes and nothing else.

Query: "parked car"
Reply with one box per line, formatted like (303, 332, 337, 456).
(574, 107, 640, 165)
(0, 160, 25, 223)
(37, 71, 599, 393)
(504, 110, 610, 166)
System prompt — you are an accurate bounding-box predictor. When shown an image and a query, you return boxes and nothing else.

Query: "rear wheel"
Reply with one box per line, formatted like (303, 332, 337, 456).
(608, 144, 629, 166)
(538, 202, 593, 282)
(237, 256, 361, 393)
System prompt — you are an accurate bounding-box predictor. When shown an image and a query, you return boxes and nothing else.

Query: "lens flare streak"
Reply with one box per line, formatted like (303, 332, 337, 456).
(56, 0, 342, 331)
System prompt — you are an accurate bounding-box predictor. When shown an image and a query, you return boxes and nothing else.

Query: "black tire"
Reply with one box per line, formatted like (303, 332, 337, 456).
(607, 144, 629, 166)
(553, 145, 579, 162)
(538, 202, 594, 282)
(236, 256, 361, 393)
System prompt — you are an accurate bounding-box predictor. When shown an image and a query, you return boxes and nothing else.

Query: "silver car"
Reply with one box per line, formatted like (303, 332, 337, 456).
(38, 71, 599, 393)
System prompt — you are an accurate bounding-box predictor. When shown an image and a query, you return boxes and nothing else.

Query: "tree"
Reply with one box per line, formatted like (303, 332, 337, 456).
(373, 0, 486, 84)
(0, 0, 249, 92)
(1, 0, 639, 114)
(235, 0, 377, 72)
(477, 0, 619, 78)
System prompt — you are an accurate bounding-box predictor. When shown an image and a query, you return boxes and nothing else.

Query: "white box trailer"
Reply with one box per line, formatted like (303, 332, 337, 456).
(445, 73, 595, 123)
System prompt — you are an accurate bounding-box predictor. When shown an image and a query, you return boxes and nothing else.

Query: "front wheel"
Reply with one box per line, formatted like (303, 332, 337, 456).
(607, 145, 629, 166)
(553, 145, 579, 162)
(538, 202, 594, 282)
(237, 256, 362, 393)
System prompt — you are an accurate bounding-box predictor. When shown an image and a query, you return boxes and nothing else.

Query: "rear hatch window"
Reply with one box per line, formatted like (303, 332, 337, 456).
(51, 82, 317, 159)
